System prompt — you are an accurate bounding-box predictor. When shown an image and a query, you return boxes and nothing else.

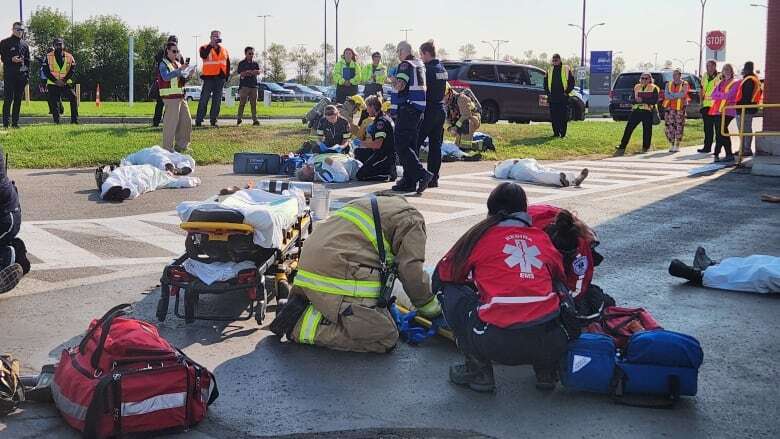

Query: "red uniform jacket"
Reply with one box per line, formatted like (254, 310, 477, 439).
(528, 204, 596, 300)
(438, 213, 565, 328)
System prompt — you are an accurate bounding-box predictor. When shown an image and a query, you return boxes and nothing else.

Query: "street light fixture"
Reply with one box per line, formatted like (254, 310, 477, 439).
(568, 6, 606, 93)
(257, 15, 271, 81)
(481, 39, 509, 61)
(673, 57, 695, 71)
(400, 28, 413, 41)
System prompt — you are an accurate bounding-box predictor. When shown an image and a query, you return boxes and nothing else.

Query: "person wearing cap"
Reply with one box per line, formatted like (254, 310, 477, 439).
(43, 37, 78, 124)
(1, 22, 30, 128)
(152, 35, 184, 127)
(362, 51, 386, 98)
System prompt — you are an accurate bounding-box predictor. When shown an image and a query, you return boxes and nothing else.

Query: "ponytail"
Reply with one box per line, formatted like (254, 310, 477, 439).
(545, 209, 593, 264)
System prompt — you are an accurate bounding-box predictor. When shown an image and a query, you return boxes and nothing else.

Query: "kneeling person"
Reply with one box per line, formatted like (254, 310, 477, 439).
(313, 105, 352, 154)
(354, 96, 397, 182)
(0, 147, 29, 294)
(271, 194, 441, 353)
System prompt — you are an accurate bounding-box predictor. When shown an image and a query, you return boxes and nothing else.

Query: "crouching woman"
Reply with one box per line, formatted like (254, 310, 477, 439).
(435, 182, 569, 392)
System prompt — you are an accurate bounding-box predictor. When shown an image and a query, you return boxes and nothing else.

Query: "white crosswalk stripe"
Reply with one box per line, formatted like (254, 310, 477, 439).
(16, 156, 718, 274)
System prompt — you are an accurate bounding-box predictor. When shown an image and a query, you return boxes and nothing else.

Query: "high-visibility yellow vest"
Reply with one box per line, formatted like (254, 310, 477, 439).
(633, 83, 659, 111)
(547, 65, 571, 95)
(663, 80, 689, 111)
(158, 59, 183, 98)
(701, 72, 722, 108)
(46, 51, 75, 85)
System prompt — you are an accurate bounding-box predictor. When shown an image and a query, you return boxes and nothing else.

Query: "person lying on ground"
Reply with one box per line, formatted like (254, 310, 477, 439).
(435, 142, 482, 162)
(434, 182, 570, 392)
(494, 158, 588, 187)
(310, 105, 352, 154)
(529, 204, 613, 316)
(352, 95, 397, 182)
(0, 146, 29, 294)
(294, 153, 362, 183)
(121, 145, 195, 175)
(669, 247, 779, 293)
(96, 164, 201, 202)
(270, 194, 440, 353)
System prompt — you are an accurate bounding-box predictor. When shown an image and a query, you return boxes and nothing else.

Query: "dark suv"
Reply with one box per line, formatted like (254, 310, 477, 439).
(609, 70, 702, 121)
(443, 60, 586, 124)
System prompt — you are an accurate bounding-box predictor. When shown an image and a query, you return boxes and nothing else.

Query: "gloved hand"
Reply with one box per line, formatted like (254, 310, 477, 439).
(416, 296, 442, 319)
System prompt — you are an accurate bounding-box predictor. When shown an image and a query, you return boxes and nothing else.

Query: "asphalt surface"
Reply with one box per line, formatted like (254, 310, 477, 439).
(1, 148, 779, 438)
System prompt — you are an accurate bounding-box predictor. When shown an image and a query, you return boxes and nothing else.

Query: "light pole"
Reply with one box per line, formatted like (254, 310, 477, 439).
(481, 40, 509, 61)
(696, 0, 708, 78)
(257, 15, 271, 80)
(568, 16, 605, 91)
(323, 0, 327, 85)
(192, 35, 200, 70)
(333, 0, 340, 58)
(686, 40, 701, 74)
(400, 28, 413, 41)
(19, 0, 22, 22)
(673, 57, 694, 71)
(654, 52, 658, 69)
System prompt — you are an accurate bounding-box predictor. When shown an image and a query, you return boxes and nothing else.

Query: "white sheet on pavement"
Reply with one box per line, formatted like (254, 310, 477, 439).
(493, 158, 576, 187)
(702, 255, 780, 293)
(183, 258, 256, 285)
(101, 164, 201, 199)
(177, 188, 303, 249)
(121, 145, 196, 172)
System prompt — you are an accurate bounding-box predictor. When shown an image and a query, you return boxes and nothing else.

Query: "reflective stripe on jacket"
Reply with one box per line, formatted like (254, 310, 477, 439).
(633, 83, 659, 111)
(46, 51, 74, 85)
(709, 79, 739, 116)
(701, 72, 722, 108)
(158, 59, 183, 98)
(332, 59, 360, 86)
(397, 58, 427, 111)
(200, 44, 229, 77)
(546, 65, 571, 96)
(663, 80, 689, 110)
(734, 75, 763, 105)
(362, 63, 387, 85)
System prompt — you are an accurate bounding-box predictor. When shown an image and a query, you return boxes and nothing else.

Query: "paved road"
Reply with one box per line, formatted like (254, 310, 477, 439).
(1, 147, 779, 438)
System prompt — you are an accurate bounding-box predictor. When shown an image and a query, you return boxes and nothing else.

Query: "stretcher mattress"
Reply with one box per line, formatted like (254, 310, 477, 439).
(177, 188, 305, 249)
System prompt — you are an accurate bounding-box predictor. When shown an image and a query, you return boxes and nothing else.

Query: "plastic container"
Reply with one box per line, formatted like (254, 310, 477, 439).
(310, 184, 331, 221)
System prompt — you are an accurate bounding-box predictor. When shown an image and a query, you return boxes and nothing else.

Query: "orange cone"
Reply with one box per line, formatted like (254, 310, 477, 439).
(96, 83, 101, 108)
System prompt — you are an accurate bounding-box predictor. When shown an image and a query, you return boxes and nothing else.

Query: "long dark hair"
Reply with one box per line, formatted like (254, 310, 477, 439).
(448, 183, 528, 281)
(545, 209, 593, 265)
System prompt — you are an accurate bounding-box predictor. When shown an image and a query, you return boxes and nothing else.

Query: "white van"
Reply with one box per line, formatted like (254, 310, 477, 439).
(184, 86, 202, 101)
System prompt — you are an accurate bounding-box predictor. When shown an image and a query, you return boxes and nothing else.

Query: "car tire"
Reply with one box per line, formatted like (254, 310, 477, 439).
(569, 99, 585, 121)
(481, 101, 499, 124)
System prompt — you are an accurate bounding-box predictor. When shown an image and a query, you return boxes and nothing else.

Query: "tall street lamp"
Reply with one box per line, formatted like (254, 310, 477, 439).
(192, 35, 200, 70)
(257, 15, 271, 80)
(334, 0, 340, 58)
(323, 0, 327, 85)
(568, 14, 605, 92)
(686, 40, 701, 74)
(696, 0, 708, 78)
(481, 40, 509, 61)
(400, 28, 413, 41)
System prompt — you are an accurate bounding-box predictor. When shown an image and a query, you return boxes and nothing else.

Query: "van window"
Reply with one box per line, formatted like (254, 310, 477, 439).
(614, 73, 641, 89)
(467, 65, 497, 82)
(497, 65, 525, 84)
(443, 63, 462, 79)
(525, 68, 546, 88)
(684, 74, 701, 90)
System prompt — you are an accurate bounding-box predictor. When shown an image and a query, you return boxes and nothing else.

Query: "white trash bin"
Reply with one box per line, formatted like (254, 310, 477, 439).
(310, 184, 331, 221)
(263, 90, 272, 107)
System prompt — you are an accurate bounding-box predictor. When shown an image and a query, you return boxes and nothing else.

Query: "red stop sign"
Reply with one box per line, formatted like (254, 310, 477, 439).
(706, 31, 726, 51)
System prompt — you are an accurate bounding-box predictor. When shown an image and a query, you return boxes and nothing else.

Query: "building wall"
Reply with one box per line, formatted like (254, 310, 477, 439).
(765, 0, 779, 131)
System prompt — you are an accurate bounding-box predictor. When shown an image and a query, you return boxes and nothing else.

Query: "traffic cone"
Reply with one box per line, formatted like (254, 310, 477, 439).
(96, 83, 101, 108)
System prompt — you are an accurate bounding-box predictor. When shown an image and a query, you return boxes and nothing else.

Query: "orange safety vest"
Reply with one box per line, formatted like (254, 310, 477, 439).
(709, 79, 738, 115)
(200, 44, 229, 77)
(663, 80, 689, 111)
(734, 75, 763, 105)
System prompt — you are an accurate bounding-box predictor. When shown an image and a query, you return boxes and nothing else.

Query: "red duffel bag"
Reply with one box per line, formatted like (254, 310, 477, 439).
(52, 304, 218, 438)
(584, 306, 662, 349)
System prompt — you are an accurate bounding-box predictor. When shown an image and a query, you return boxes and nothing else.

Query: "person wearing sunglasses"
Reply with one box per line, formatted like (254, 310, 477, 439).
(157, 42, 192, 152)
(43, 37, 78, 124)
(152, 35, 184, 127)
(0, 22, 30, 128)
(236, 46, 261, 126)
(616, 73, 659, 153)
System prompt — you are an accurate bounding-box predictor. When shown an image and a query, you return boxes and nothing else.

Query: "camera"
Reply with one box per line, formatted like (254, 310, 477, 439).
(215, 38, 222, 44)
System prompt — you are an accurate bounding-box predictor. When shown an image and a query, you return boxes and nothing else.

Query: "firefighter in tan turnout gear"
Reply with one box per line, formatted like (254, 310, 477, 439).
(270, 194, 441, 353)
(446, 85, 480, 147)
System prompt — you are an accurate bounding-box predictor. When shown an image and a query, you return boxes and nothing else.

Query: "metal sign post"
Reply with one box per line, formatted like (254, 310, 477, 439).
(128, 35, 134, 105)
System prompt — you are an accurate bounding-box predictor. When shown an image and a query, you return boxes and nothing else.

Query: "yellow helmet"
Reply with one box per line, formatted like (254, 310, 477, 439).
(347, 95, 366, 110)
(381, 100, 391, 112)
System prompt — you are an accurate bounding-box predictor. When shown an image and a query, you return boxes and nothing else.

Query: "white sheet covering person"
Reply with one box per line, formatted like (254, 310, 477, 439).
(494, 159, 588, 187)
(100, 164, 201, 201)
(121, 145, 196, 174)
(670, 248, 780, 293)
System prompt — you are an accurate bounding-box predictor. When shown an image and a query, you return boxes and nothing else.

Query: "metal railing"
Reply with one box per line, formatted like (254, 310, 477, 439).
(721, 103, 780, 166)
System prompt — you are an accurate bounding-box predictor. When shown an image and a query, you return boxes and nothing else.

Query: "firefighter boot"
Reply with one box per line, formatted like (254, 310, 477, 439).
(270, 293, 309, 339)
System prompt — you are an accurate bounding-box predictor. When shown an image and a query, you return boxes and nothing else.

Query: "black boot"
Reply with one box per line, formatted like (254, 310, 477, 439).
(269, 293, 309, 339)
(534, 367, 559, 391)
(449, 354, 495, 393)
(669, 259, 703, 285)
(11, 239, 30, 274)
(693, 247, 716, 271)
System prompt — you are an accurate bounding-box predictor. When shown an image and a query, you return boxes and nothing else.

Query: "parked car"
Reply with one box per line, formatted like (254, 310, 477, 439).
(281, 83, 324, 101)
(443, 59, 587, 124)
(184, 86, 201, 101)
(609, 70, 702, 121)
(573, 86, 590, 109)
(258, 82, 296, 101)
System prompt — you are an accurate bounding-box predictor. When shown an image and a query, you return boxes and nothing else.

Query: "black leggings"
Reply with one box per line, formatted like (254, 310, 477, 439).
(714, 115, 734, 157)
(438, 284, 568, 372)
(619, 109, 653, 149)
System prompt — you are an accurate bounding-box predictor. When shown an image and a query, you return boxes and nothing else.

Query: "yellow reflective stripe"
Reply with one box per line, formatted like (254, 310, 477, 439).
(397, 73, 410, 82)
(333, 207, 394, 263)
(295, 269, 381, 298)
(298, 304, 322, 344)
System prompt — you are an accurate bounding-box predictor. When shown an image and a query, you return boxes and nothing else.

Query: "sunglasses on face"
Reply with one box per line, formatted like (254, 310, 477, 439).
(13, 28, 24, 32)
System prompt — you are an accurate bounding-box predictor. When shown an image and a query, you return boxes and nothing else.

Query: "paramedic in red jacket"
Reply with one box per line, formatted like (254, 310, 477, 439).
(435, 183, 569, 392)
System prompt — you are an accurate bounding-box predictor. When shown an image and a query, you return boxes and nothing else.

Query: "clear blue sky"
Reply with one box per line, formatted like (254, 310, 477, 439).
(3, 0, 769, 73)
